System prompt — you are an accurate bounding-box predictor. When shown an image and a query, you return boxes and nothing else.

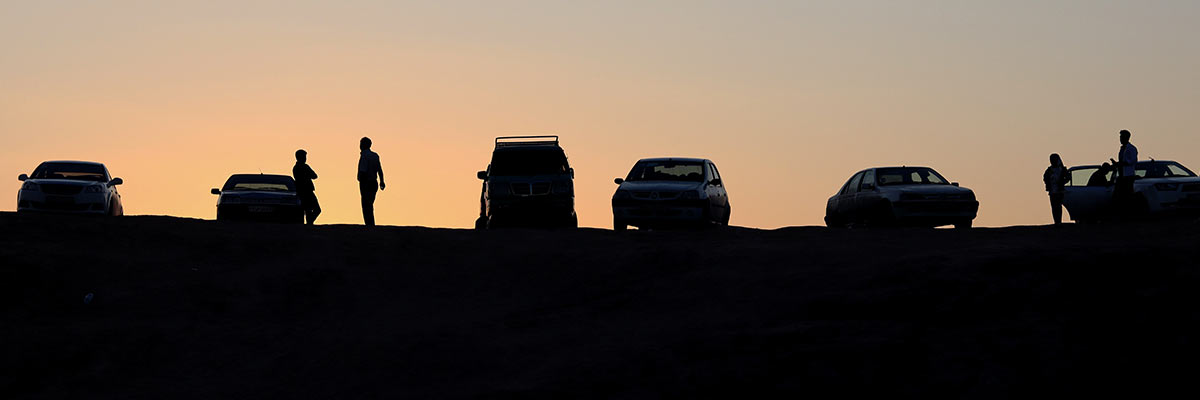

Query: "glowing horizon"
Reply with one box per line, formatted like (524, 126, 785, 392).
(3, 1, 1198, 228)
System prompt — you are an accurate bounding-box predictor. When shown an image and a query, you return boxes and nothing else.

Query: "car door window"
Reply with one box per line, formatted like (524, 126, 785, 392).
(1069, 167, 1098, 187)
(847, 173, 863, 195)
(860, 170, 876, 191)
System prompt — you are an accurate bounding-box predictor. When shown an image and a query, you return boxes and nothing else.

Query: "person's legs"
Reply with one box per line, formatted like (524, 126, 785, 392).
(305, 193, 321, 225)
(1114, 176, 1135, 219)
(1050, 193, 1064, 225)
(360, 181, 377, 226)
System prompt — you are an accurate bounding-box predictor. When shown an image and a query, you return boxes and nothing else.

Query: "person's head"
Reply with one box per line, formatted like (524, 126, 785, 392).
(1119, 129, 1131, 144)
(360, 137, 372, 151)
(295, 149, 307, 163)
(1049, 153, 1063, 167)
(1100, 162, 1112, 171)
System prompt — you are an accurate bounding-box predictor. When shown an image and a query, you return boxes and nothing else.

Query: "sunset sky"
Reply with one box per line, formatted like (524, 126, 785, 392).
(3, 1, 1198, 228)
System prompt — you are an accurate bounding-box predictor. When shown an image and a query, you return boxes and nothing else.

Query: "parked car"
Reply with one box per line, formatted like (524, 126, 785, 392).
(475, 136, 577, 229)
(825, 166, 978, 229)
(1063, 160, 1200, 223)
(611, 158, 730, 231)
(211, 174, 302, 223)
(17, 160, 124, 215)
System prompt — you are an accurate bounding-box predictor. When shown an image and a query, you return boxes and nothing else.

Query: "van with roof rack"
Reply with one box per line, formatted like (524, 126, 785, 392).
(475, 136, 577, 229)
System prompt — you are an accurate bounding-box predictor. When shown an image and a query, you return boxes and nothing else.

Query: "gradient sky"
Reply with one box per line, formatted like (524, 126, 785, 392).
(3, 1, 1198, 228)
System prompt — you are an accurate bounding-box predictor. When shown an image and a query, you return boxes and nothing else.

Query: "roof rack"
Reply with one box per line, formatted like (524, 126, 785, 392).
(495, 135, 559, 148)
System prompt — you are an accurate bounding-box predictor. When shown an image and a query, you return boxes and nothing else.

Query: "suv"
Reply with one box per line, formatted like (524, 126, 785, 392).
(475, 136, 577, 229)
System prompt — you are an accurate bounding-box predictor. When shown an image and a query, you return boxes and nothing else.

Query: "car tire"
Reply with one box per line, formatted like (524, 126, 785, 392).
(614, 218, 627, 232)
(566, 214, 578, 229)
(474, 216, 487, 230)
(955, 220, 973, 229)
(722, 205, 731, 226)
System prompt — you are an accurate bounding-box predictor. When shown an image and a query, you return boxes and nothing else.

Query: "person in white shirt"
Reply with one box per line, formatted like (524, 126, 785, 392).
(357, 137, 385, 226)
(1109, 129, 1138, 216)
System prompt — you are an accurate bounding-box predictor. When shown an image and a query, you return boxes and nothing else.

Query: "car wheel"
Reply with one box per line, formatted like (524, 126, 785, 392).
(566, 214, 578, 229)
(474, 216, 487, 230)
(955, 220, 973, 229)
(722, 205, 731, 226)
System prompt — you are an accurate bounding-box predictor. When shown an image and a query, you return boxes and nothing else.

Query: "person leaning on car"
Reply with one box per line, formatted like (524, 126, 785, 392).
(1043, 153, 1071, 225)
(293, 149, 321, 225)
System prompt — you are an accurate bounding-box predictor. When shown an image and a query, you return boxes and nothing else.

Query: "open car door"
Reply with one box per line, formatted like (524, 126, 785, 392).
(1062, 165, 1113, 223)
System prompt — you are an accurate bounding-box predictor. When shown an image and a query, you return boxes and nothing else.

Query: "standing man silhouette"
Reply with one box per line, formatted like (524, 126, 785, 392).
(1109, 129, 1138, 216)
(358, 137, 385, 226)
(293, 149, 321, 225)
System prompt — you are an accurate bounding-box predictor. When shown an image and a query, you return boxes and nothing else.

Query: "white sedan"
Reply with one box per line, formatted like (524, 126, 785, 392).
(1063, 160, 1200, 223)
(17, 160, 124, 215)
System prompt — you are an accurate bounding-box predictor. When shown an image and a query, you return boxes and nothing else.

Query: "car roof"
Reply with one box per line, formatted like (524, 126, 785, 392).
(1071, 160, 1180, 169)
(41, 160, 104, 166)
(637, 157, 710, 163)
(228, 173, 293, 180)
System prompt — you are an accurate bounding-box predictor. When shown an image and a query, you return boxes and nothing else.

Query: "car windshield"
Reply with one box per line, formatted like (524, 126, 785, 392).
(626, 161, 705, 182)
(876, 167, 949, 186)
(222, 175, 295, 192)
(31, 162, 108, 182)
(490, 149, 569, 176)
(1135, 162, 1196, 178)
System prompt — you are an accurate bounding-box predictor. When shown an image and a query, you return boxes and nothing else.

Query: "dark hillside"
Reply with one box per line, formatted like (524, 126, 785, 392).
(3, 213, 1200, 398)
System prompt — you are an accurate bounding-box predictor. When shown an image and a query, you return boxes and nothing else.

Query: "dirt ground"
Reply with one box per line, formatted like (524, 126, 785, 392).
(3, 212, 1200, 398)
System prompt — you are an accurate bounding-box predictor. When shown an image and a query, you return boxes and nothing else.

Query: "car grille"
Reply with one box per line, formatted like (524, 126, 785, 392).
(511, 182, 551, 196)
(40, 184, 84, 195)
(1183, 184, 1200, 193)
(632, 191, 682, 200)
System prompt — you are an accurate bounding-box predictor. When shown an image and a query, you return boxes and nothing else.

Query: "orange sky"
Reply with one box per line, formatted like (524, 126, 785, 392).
(3, 1, 1198, 228)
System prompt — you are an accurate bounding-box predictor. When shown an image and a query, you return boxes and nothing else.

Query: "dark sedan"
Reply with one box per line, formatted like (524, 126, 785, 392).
(211, 174, 303, 223)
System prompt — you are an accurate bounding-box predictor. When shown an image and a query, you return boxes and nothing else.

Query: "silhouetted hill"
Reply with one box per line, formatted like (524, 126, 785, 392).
(3, 212, 1200, 398)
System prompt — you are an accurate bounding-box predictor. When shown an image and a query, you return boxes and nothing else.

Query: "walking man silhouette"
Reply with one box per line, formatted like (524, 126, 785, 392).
(293, 149, 321, 225)
(358, 137, 385, 226)
(1109, 129, 1138, 217)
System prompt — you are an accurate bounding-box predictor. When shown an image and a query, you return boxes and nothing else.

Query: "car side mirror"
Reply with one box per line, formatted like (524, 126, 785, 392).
(108, 177, 123, 187)
(710, 179, 722, 186)
(477, 171, 487, 180)
(18, 174, 28, 181)
(211, 188, 221, 195)
(951, 182, 960, 187)
(614, 178, 624, 185)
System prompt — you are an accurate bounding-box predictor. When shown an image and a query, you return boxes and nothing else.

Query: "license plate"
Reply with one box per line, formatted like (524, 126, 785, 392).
(248, 206, 274, 213)
(47, 196, 74, 205)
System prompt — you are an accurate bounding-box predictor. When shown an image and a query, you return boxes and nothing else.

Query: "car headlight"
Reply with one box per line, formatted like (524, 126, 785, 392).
(221, 195, 242, 204)
(1155, 183, 1180, 191)
(613, 190, 631, 200)
(84, 185, 105, 193)
(552, 180, 573, 194)
(489, 184, 509, 197)
(21, 182, 39, 191)
(681, 191, 701, 200)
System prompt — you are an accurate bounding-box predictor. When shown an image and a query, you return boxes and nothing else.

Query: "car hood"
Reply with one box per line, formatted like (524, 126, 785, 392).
(618, 181, 704, 192)
(1135, 176, 1200, 184)
(25, 179, 104, 186)
(881, 184, 974, 194)
(221, 191, 296, 198)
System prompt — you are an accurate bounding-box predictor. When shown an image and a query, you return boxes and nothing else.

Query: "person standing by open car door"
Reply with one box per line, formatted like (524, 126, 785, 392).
(1043, 153, 1071, 225)
(1110, 129, 1138, 217)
